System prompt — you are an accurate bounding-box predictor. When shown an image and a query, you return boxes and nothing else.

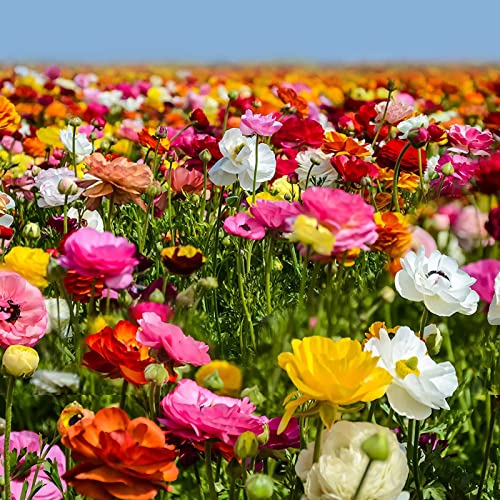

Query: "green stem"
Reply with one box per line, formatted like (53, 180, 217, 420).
(104, 192, 115, 232)
(222, 97, 235, 134)
(264, 237, 274, 315)
(204, 441, 218, 500)
(71, 126, 77, 170)
(412, 420, 424, 500)
(200, 158, 209, 222)
(352, 459, 373, 500)
(236, 242, 256, 351)
(298, 248, 311, 303)
(312, 418, 324, 463)
(3, 376, 15, 500)
(371, 85, 395, 148)
(406, 419, 414, 464)
(390, 142, 412, 213)
(419, 308, 429, 339)
(167, 162, 174, 239)
(120, 379, 129, 411)
(63, 194, 69, 234)
(211, 188, 225, 275)
(476, 395, 497, 500)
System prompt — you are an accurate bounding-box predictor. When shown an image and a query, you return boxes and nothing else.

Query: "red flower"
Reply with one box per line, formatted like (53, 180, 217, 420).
(0, 226, 13, 239)
(190, 108, 210, 130)
(476, 152, 500, 195)
(271, 116, 324, 149)
(376, 139, 426, 173)
(331, 155, 379, 184)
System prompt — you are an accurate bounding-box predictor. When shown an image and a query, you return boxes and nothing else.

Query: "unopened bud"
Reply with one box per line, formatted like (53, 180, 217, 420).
(22, 222, 40, 240)
(156, 126, 168, 139)
(245, 474, 274, 500)
(234, 431, 259, 461)
(176, 285, 196, 307)
(380, 286, 396, 304)
(441, 162, 455, 176)
(199, 148, 212, 164)
(58, 177, 79, 196)
(2, 345, 39, 378)
(146, 182, 162, 198)
(423, 324, 442, 355)
(240, 385, 266, 407)
(202, 370, 224, 392)
(227, 90, 239, 101)
(144, 363, 168, 384)
(387, 79, 397, 92)
(199, 277, 218, 290)
(272, 257, 283, 272)
(149, 289, 165, 304)
(68, 117, 82, 128)
(166, 151, 178, 163)
(361, 432, 390, 461)
(46, 257, 68, 283)
(89, 131, 98, 141)
(287, 172, 299, 184)
(226, 459, 244, 480)
(310, 154, 322, 166)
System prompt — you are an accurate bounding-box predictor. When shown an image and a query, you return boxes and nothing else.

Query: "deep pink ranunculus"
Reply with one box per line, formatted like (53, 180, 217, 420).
(59, 227, 138, 289)
(447, 124, 493, 157)
(249, 199, 301, 233)
(462, 259, 500, 303)
(223, 212, 266, 240)
(0, 271, 47, 348)
(129, 302, 174, 322)
(239, 110, 283, 137)
(159, 379, 267, 446)
(300, 187, 378, 253)
(137, 312, 210, 367)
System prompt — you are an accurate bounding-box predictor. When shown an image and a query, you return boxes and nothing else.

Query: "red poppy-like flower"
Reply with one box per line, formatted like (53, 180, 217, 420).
(62, 407, 178, 500)
(83, 320, 153, 385)
(272, 116, 324, 149)
(476, 152, 500, 195)
(331, 155, 379, 184)
(376, 139, 426, 173)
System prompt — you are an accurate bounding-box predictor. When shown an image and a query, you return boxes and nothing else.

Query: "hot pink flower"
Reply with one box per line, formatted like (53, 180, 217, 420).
(159, 379, 267, 446)
(239, 110, 283, 137)
(223, 212, 266, 240)
(299, 187, 378, 253)
(59, 227, 138, 289)
(447, 124, 493, 157)
(137, 312, 210, 366)
(0, 430, 66, 500)
(129, 302, 173, 322)
(430, 154, 478, 197)
(249, 199, 301, 232)
(462, 259, 500, 303)
(0, 272, 47, 348)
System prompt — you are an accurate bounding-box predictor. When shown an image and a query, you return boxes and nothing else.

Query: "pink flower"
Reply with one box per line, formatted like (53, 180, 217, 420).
(299, 187, 378, 253)
(239, 110, 283, 137)
(447, 124, 493, 157)
(0, 430, 66, 500)
(159, 379, 267, 446)
(430, 154, 478, 197)
(59, 227, 138, 289)
(137, 312, 210, 366)
(374, 100, 414, 125)
(452, 205, 494, 252)
(223, 212, 266, 240)
(409, 226, 437, 256)
(129, 302, 173, 322)
(0, 272, 47, 348)
(462, 259, 500, 303)
(249, 199, 301, 232)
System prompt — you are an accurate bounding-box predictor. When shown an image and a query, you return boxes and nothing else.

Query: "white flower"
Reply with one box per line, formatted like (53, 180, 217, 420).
(0, 192, 15, 227)
(67, 208, 104, 232)
(44, 298, 71, 337)
(296, 420, 409, 500)
(34, 167, 83, 208)
(295, 148, 337, 189)
(60, 125, 93, 163)
(397, 115, 429, 139)
(208, 128, 276, 191)
(365, 327, 458, 420)
(488, 272, 500, 325)
(30, 370, 79, 394)
(395, 247, 479, 316)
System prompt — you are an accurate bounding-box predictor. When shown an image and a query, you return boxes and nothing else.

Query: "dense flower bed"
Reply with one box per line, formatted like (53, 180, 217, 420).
(0, 64, 499, 499)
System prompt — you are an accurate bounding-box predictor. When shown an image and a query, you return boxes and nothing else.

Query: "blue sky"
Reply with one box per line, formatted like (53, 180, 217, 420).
(2, 0, 499, 63)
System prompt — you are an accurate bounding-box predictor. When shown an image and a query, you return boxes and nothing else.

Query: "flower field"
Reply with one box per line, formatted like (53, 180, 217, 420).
(0, 63, 499, 499)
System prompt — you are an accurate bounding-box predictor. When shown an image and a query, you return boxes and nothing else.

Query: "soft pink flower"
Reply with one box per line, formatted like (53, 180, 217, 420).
(223, 212, 266, 240)
(374, 100, 414, 125)
(249, 199, 301, 232)
(447, 124, 493, 157)
(239, 110, 283, 137)
(433, 202, 462, 230)
(0, 271, 47, 348)
(430, 154, 478, 197)
(0, 430, 66, 500)
(409, 226, 437, 256)
(129, 302, 173, 322)
(59, 227, 138, 289)
(159, 379, 267, 445)
(1, 136, 23, 154)
(299, 187, 378, 253)
(462, 260, 500, 303)
(137, 312, 210, 366)
(452, 205, 494, 251)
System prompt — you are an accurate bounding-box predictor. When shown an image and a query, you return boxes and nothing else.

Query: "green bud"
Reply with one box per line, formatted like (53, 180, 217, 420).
(149, 289, 165, 304)
(203, 370, 224, 392)
(234, 431, 259, 461)
(144, 363, 169, 384)
(68, 117, 82, 128)
(240, 385, 266, 407)
(226, 458, 244, 480)
(46, 257, 68, 283)
(245, 474, 274, 500)
(199, 277, 218, 290)
(423, 324, 442, 355)
(380, 286, 396, 304)
(272, 257, 283, 272)
(441, 162, 455, 176)
(227, 90, 239, 101)
(57, 177, 79, 196)
(361, 432, 390, 461)
(145, 182, 162, 198)
(199, 148, 212, 164)
(22, 222, 40, 240)
(256, 423, 269, 445)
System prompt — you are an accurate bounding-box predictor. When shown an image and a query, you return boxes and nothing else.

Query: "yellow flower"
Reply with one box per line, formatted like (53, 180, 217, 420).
(0, 96, 20, 131)
(289, 215, 335, 256)
(277, 336, 392, 432)
(3, 247, 50, 289)
(36, 126, 64, 148)
(2, 345, 39, 378)
(195, 360, 243, 396)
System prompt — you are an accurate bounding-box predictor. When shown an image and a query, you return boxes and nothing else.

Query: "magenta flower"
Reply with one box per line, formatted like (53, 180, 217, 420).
(137, 312, 210, 366)
(0, 430, 66, 499)
(129, 302, 173, 322)
(299, 187, 378, 253)
(249, 199, 301, 233)
(223, 212, 266, 240)
(0, 272, 47, 348)
(265, 416, 300, 450)
(239, 110, 283, 137)
(447, 124, 493, 157)
(59, 227, 138, 289)
(430, 154, 478, 196)
(159, 379, 267, 446)
(462, 259, 500, 303)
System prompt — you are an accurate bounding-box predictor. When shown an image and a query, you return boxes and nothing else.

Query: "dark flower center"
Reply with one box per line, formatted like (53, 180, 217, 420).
(0, 300, 21, 323)
(426, 270, 450, 281)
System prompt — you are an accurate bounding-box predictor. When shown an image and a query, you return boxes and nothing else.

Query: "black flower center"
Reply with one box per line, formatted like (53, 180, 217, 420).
(426, 270, 450, 281)
(0, 300, 21, 323)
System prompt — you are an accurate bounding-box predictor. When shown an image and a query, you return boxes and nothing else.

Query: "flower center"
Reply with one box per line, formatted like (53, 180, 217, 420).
(0, 299, 21, 323)
(426, 269, 450, 281)
(395, 356, 420, 379)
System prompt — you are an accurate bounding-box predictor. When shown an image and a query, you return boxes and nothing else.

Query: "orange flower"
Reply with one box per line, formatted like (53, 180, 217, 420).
(23, 136, 47, 157)
(277, 86, 309, 118)
(63, 270, 105, 303)
(371, 212, 412, 259)
(161, 245, 206, 276)
(377, 166, 419, 191)
(137, 127, 170, 154)
(83, 320, 153, 385)
(322, 131, 371, 157)
(0, 96, 20, 131)
(79, 153, 153, 210)
(62, 406, 178, 500)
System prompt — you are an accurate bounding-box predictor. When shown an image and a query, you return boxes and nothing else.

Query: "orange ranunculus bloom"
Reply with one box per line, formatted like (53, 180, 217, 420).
(0, 96, 21, 131)
(83, 320, 153, 385)
(79, 152, 154, 211)
(277, 86, 309, 118)
(322, 131, 371, 157)
(23, 136, 47, 157)
(376, 166, 420, 191)
(63, 270, 105, 303)
(62, 407, 178, 500)
(371, 212, 412, 259)
(137, 127, 170, 154)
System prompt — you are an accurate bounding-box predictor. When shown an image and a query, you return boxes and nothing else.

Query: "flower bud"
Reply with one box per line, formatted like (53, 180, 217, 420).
(148, 289, 165, 304)
(441, 162, 455, 176)
(256, 423, 269, 445)
(361, 432, 390, 461)
(272, 257, 283, 272)
(234, 431, 259, 461)
(310, 154, 322, 166)
(89, 131, 98, 141)
(166, 151, 178, 163)
(100, 139, 110, 151)
(68, 117, 82, 128)
(46, 257, 68, 283)
(245, 474, 274, 500)
(57, 177, 79, 196)
(226, 458, 244, 480)
(227, 90, 239, 101)
(2, 345, 39, 378)
(199, 148, 212, 164)
(202, 369, 224, 392)
(156, 126, 168, 139)
(380, 286, 396, 304)
(423, 324, 442, 355)
(22, 222, 40, 240)
(0, 417, 5, 435)
(287, 172, 299, 184)
(408, 127, 430, 148)
(240, 385, 266, 406)
(176, 285, 196, 307)
(387, 79, 397, 92)
(199, 277, 218, 290)
(145, 182, 162, 198)
(144, 363, 169, 384)
(31, 166, 41, 176)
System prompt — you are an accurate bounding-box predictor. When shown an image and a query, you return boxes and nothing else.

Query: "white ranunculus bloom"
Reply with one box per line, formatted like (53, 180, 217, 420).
(208, 128, 276, 191)
(34, 167, 83, 208)
(67, 208, 104, 232)
(296, 420, 409, 500)
(44, 298, 71, 337)
(488, 272, 500, 325)
(395, 247, 479, 316)
(295, 148, 337, 189)
(397, 114, 429, 139)
(365, 327, 458, 420)
(60, 125, 93, 163)
(30, 370, 79, 394)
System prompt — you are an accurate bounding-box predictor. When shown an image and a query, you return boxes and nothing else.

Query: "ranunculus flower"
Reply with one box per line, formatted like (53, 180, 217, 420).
(159, 379, 267, 446)
(447, 124, 493, 157)
(430, 154, 478, 197)
(0, 271, 48, 348)
(2, 246, 50, 289)
(0, 95, 21, 131)
(462, 259, 500, 303)
(271, 116, 324, 149)
(34, 167, 83, 208)
(129, 302, 173, 322)
(452, 205, 494, 251)
(374, 99, 414, 125)
(0, 430, 66, 500)
(331, 154, 378, 184)
(476, 151, 500, 195)
(485, 206, 500, 240)
(223, 212, 266, 240)
(295, 148, 337, 188)
(59, 227, 138, 289)
(249, 199, 301, 233)
(295, 421, 409, 500)
(365, 326, 458, 420)
(371, 212, 412, 259)
(60, 125, 93, 162)
(397, 114, 429, 139)
(137, 312, 210, 367)
(160, 245, 206, 276)
(61, 407, 178, 500)
(239, 109, 283, 137)
(376, 139, 426, 173)
(395, 247, 479, 316)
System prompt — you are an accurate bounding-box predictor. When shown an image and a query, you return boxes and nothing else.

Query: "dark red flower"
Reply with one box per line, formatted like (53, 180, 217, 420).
(190, 108, 210, 130)
(271, 116, 324, 149)
(476, 152, 500, 195)
(331, 155, 379, 184)
(485, 207, 500, 240)
(376, 139, 426, 173)
(0, 226, 13, 239)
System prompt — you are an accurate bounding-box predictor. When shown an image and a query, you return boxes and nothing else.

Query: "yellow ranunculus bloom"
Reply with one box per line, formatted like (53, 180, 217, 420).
(195, 360, 243, 396)
(289, 215, 335, 256)
(277, 336, 392, 432)
(3, 246, 50, 289)
(36, 126, 64, 148)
